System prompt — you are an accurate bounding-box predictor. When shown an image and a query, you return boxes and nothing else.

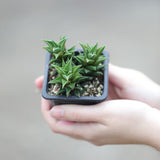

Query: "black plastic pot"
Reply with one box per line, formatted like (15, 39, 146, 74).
(42, 49, 109, 106)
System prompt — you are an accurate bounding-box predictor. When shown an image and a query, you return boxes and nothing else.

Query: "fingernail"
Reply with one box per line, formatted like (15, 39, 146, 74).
(50, 107, 64, 118)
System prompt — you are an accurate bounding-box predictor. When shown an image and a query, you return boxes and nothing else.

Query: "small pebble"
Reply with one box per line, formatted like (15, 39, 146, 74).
(99, 84, 103, 89)
(96, 93, 101, 97)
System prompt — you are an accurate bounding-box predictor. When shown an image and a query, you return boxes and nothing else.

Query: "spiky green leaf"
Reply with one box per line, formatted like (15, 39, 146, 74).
(86, 65, 97, 71)
(43, 40, 58, 48)
(68, 82, 75, 89)
(97, 64, 106, 70)
(72, 65, 82, 75)
(74, 90, 81, 97)
(43, 46, 53, 53)
(68, 46, 75, 53)
(94, 56, 107, 65)
(65, 87, 72, 97)
(96, 46, 105, 56)
(56, 88, 65, 95)
(74, 56, 85, 64)
(52, 64, 64, 74)
(91, 43, 98, 53)
(64, 58, 72, 72)
(62, 79, 68, 88)
(49, 76, 61, 84)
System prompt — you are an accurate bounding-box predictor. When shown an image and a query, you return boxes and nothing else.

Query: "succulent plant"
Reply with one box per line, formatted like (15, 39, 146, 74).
(74, 43, 107, 76)
(49, 58, 89, 97)
(43, 36, 75, 64)
(43, 36, 108, 97)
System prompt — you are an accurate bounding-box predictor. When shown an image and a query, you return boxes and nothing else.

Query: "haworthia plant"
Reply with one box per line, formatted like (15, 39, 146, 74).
(74, 43, 108, 76)
(43, 36, 75, 65)
(43, 36, 108, 97)
(49, 58, 90, 97)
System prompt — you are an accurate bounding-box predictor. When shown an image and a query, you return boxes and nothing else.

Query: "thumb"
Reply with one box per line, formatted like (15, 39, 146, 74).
(35, 76, 44, 89)
(109, 64, 129, 89)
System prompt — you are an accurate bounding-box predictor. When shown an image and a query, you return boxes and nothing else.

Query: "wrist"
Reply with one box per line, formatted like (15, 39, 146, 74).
(145, 108, 160, 151)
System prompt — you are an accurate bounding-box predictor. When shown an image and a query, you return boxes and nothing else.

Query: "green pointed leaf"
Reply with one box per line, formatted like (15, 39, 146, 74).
(96, 46, 105, 56)
(72, 65, 82, 74)
(91, 71, 103, 76)
(67, 46, 75, 53)
(43, 39, 58, 47)
(53, 47, 61, 53)
(58, 37, 67, 47)
(62, 79, 68, 88)
(59, 51, 65, 58)
(48, 76, 61, 84)
(43, 47, 53, 53)
(88, 53, 94, 59)
(86, 58, 90, 63)
(52, 65, 64, 74)
(72, 73, 81, 82)
(86, 58, 94, 64)
(49, 58, 57, 64)
(79, 43, 87, 52)
(64, 58, 72, 72)
(97, 64, 106, 70)
(74, 90, 81, 97)
(65, 87, 72, 97)
(62, 59, 65, 67)
(86, 43, 91, 50)
(84, 69, 91, 74)
(86, 65, 97, 71)
(52, 41, 58, 47)
(91, 43, 98, 53)
(94, 56, 107, 65)
(78, 76, 93, 82)
(68, 82, 75, 89)
(64, 50, 72, 58)
(54, 53, 60, 59)
(43, 40, 57, 48)
(63, 74, 72, 81)
(56, 88, 65, 95)
(75, 56, 85, 64)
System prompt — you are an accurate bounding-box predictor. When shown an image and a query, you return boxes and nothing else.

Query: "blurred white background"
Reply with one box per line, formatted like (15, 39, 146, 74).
(0, 0, 160, 159)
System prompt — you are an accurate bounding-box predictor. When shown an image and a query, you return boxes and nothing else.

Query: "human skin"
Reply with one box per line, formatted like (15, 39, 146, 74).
(35, 64, 160, 150)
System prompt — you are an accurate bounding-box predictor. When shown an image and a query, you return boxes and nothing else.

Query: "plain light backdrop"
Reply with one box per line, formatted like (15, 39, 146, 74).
(0, 0, 160, 159)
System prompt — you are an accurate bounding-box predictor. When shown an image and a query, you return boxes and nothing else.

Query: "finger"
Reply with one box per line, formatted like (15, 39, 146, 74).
(50, 104, 103, 122)
(106, 82, 119, 100)
(109, 64, 128, 89)
(41, 97, 57, 127)
(35, 76, 44, 89)
(53, 120, 102, 141)
(41, 98, 100, 140)
(41, 97, 51, 111)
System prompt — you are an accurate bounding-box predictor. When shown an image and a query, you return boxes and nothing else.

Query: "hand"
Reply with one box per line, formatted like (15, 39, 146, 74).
(35, 65, 160, 150)
(38, 97, 160, 150)
(108, 64, 160, 109)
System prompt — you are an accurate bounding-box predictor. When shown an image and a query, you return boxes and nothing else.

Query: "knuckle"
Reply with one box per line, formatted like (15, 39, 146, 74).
(70, 110, 81, 121)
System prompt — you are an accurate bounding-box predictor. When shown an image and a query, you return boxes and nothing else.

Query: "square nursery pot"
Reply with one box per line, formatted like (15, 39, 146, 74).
(42, 49, 109, 106)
